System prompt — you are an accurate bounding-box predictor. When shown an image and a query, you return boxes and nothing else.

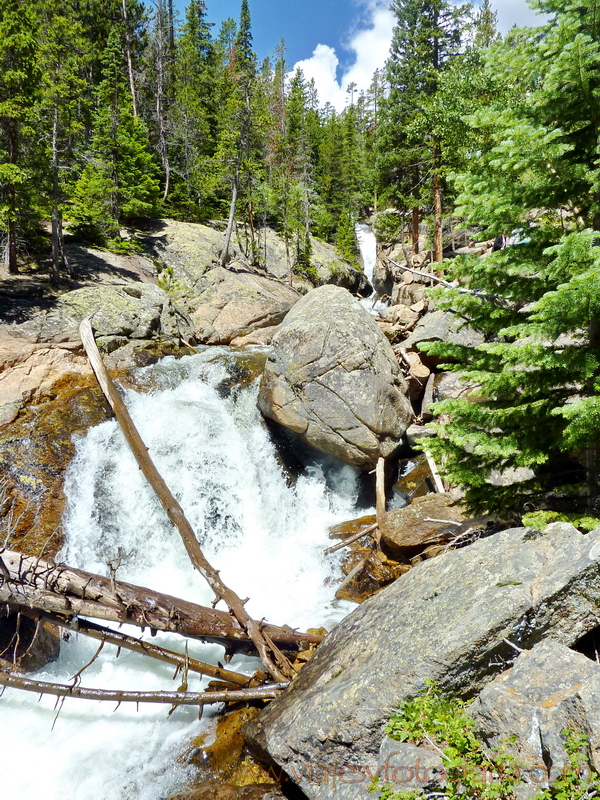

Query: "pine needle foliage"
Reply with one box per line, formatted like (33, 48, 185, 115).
(423, 0, 600, 515)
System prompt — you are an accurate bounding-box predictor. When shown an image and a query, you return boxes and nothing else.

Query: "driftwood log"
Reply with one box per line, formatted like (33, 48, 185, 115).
(80, 316, 295, 682)
(0, 550, 323, 654)
(0, 670, 286, 706)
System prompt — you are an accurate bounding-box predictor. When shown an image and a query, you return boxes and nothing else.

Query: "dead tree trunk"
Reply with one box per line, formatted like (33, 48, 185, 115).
(79, 317, 296, 681)
(433, 141, 443, 264)
(17, 609, 259, 687)
(0, 670, 285, 707)
(121, 0, 138, 118)
(0, 549, 322, 653)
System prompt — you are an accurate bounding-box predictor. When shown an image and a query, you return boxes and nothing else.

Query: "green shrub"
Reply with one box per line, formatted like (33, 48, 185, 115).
(371, 683, 600, 799)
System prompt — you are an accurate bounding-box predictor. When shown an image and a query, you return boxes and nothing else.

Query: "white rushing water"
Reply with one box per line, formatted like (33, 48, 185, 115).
(0, 348, 360, 800)
(356, 223, 387, 316)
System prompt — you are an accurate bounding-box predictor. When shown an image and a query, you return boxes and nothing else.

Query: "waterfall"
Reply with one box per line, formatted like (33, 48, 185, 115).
(356, 222, 387, 315)
(0, 348, 361, 800)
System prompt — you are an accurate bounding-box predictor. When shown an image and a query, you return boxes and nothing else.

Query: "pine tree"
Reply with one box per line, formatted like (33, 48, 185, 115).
(424, 0, 600, 515)
(37, 3, 90, 281)
(0, 0, 41, 273)
(169, 0, 218, 216)
(69, 26, 159, 239)
(218, 0, 257, 267)
(377, 0, 471, 259)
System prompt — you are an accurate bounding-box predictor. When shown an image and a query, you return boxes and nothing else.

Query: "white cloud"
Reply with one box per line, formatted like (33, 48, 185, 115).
(483, 1, 551, 34)
(291, 0, 395, 112)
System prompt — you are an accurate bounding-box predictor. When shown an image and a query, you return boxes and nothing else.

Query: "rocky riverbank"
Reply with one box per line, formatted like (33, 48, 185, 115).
(2, 219, 596, 800)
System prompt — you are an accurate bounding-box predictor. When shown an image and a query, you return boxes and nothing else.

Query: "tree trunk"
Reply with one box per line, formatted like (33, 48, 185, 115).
(0, 549, 322, 653)
(433, 141, 443, 263)
(50, 104, 65, 285)
(6, 122, 18, 274)
(220, 85, 251, 268)
(411, 207, 419, 256)
(79, 317, 296, 682)
(156, 0, 170, 202)
(121, 0, 138, 118)
(220, 172, 239, 268)
(0, 670, 285, 707)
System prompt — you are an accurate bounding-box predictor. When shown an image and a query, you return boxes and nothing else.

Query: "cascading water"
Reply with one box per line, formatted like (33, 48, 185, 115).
(356, 222, 387, 316)
(0, 348, 361, 800)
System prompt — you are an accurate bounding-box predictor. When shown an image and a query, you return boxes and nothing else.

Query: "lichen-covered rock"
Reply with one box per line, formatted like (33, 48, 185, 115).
(468, 639, 600, 774)
(188, 268, 300, 344)
(244, 523, 600, 800)
(258, 285, 414, 467)
(9, 283, 193, 345)
(139, 218, 369, 296)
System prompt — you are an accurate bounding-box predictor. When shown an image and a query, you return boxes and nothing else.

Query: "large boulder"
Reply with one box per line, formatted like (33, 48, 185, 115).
(188, 268, 300, 345)
(380, 493, 465, 557)
(257, 285, 414, 467)
(139, 218, 369, 296)
(8, 283, 193, 346)
(244, 523, 600, 800)
(469, 639, 600, 775)
(402, 309, 484, 367)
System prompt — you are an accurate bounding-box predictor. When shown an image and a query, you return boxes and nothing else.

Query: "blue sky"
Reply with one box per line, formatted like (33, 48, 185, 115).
(173, 1, 549, 109)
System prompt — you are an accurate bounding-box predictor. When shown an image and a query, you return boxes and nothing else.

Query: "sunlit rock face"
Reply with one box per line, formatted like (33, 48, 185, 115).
(258, 285, 414, 467)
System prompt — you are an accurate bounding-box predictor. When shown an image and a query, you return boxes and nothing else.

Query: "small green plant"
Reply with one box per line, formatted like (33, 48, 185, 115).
(157, 264, 181, 295)
(536, 731, 599, 800)
(521, 510, 600, 533)
(371, 684, 600, 799)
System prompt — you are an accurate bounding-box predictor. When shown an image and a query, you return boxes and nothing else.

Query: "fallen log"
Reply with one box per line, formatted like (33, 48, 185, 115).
(15, 608, 259, 687)
(0, 550, 323, 654)
(80, 317, 294, 682)
(0, 670, 286, 706)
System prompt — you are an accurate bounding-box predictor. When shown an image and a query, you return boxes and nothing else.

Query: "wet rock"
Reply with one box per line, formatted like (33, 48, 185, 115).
(381, 494, 465, 558)
(335, 549, 409, 603)
(166, 785, 284, 800)
(244, 523, 600, 800)
(188, 268, 300, 345)
(179, 707, 285, 800)
(0, 380, 112, 555)
(468, 639, 600, 775)
(258, 286, 414, 467)
(0, 609, 60, 672)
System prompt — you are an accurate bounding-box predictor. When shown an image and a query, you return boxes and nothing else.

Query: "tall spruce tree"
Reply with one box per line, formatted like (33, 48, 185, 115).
(37, 3, 90, 281)
(70, 26, 159, 239)
(377, 0, 470, 259)
(0, 0, 41, 273)
(424, 0, 600, 515)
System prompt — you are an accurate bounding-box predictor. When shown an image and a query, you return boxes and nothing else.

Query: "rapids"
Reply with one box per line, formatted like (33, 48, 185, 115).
(0, 348, 362, 800)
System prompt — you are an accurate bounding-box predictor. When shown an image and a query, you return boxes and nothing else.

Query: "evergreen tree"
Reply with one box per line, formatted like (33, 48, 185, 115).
(0, 0, 41, 273)
(69, 26, 159, 239)
(168, 0, 218, 217)
(377, 0, 471, 259)
(424, 0, 600, 515)
(37, 3, 90, 281)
